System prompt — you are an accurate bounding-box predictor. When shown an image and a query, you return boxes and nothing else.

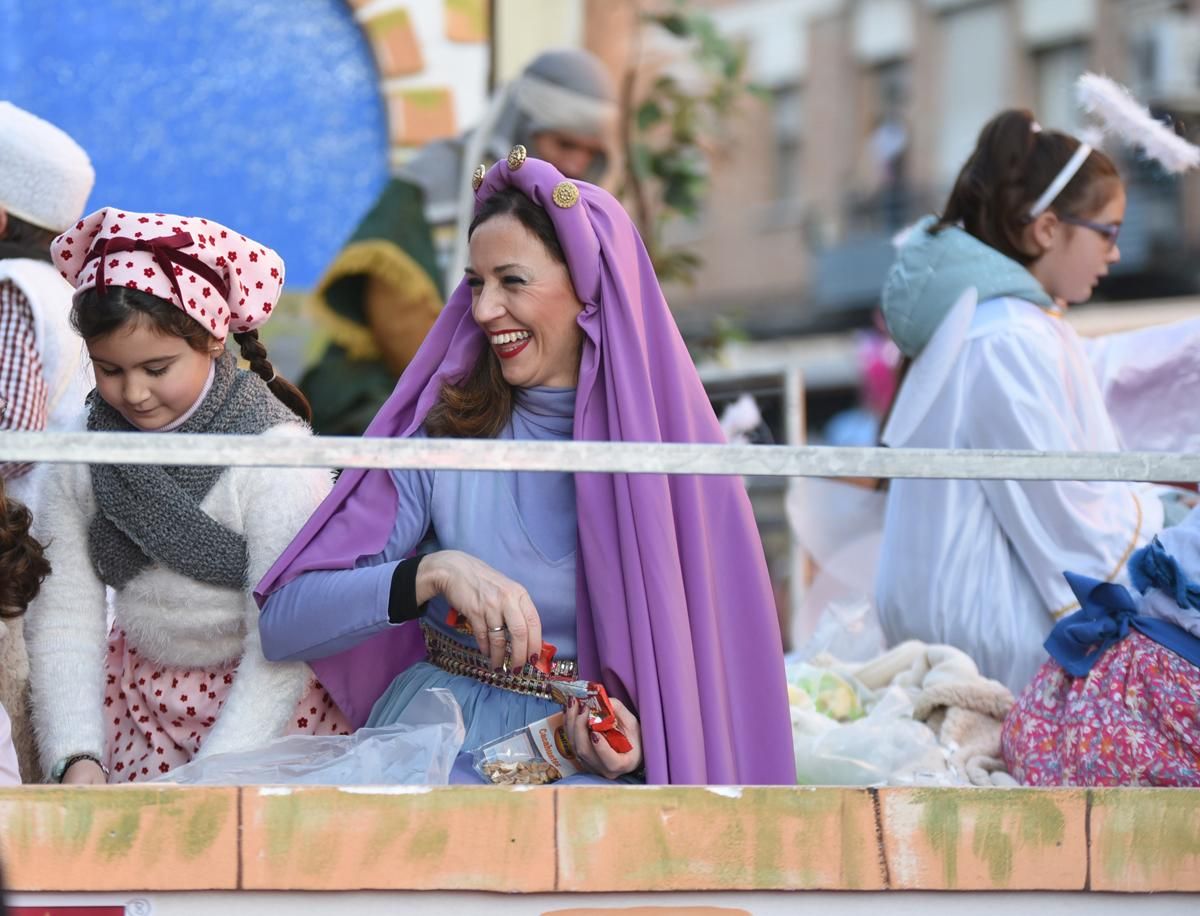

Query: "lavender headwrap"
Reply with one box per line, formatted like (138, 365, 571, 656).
(256, 158, 793, 784)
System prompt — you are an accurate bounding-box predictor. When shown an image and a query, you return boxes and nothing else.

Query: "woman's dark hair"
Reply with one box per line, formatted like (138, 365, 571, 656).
(0, 481, 50, 619)
(935, 109, 1121, 265)
(0, 213, 56, 263)
(71, 285, 312, 422)
(425, 187, 568, 439)
(468, 186, 567, 264)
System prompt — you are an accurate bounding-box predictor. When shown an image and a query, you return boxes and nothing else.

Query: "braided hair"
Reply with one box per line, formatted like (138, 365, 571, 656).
(232, 329, 311, 423)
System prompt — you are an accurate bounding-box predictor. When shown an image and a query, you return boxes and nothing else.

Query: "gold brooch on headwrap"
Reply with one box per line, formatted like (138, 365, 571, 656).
(552, 180, 580, 209)
(471, 164, 487, 191)
(507, 144, 527, 170)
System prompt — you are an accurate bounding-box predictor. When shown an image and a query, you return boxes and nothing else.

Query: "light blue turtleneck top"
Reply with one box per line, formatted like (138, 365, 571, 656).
(260, 386, 632, 783)
(258, 386, 578, 662)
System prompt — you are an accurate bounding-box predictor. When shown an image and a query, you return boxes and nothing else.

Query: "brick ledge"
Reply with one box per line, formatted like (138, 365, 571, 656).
(0, 786, 1196, 893)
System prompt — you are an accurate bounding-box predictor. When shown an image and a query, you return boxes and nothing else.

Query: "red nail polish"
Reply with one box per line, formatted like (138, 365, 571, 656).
(529, 653, 539, 665)
(590, 732, 600, 744)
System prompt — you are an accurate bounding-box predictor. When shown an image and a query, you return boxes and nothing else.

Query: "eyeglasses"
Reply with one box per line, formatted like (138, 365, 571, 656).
(1061, 215, 1121, 248)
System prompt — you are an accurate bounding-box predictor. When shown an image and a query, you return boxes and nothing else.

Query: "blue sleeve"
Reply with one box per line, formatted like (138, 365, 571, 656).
(259, 565, 395, 661)
(258, 464, 435, 662)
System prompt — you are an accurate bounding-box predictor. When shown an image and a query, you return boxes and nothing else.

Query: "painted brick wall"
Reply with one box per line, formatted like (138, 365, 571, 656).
(1, 785, 1197, 894)
(352, 0, 491, 149)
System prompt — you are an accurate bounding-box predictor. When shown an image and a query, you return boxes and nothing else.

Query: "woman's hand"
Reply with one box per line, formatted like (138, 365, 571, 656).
(566, 696, 643, 780)
(61, 759, 107, 785)
(417, 550, 543, 671)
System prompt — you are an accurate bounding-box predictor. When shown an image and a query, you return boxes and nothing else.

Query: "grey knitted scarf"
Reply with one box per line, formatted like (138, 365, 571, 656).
(87, 351, 298, 590)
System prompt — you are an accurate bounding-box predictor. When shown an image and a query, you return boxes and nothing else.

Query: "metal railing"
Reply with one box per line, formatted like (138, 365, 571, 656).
(2, 430, 1198, 482)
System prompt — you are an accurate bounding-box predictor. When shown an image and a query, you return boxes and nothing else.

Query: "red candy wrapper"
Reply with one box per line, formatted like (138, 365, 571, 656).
(445, 607, 561, 673)
(547, 680, 634, 754)
(445, 609, 634, 753)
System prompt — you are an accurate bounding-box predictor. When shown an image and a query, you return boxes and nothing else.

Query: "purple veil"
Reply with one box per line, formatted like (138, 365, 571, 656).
(256, 158, 794, 784)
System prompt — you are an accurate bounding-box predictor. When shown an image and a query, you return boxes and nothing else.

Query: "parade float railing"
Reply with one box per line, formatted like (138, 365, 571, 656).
(7, 430, 1200, 482)
(1, 431, 1198, 910)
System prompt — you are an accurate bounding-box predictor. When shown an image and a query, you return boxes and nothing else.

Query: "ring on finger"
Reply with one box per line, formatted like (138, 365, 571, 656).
(487, 625, 507, 634)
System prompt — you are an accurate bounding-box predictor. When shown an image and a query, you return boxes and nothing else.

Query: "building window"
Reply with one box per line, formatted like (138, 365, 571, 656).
(1034, 42, 1089, 133)
(851, 61, 910, 231)
(936, 1, 1012, 188)
(771, 84, 804, 204)
(1125, 0, 1200, 114)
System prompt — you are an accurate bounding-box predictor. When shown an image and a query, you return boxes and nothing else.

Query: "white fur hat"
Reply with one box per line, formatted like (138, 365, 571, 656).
(0, 102, 95, 232)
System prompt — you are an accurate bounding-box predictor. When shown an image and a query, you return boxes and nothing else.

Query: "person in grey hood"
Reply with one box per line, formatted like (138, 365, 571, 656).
(301, 48, 617, 436)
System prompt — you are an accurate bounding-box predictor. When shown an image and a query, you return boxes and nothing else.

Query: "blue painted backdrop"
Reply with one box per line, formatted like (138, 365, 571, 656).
(1, 0, 388, 288)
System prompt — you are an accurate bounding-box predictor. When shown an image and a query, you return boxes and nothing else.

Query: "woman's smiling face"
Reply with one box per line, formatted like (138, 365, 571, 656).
(466, 213, 584, 389)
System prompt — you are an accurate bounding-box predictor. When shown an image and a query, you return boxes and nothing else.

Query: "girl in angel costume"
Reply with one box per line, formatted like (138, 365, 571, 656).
(876, 74, 1200, 693)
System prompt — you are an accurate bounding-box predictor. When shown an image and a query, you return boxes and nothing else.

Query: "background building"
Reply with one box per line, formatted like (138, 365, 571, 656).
(668, 0, 1200, 344)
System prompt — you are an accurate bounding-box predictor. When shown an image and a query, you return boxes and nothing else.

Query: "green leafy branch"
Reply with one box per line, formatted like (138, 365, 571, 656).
(619, 0, 757, 287)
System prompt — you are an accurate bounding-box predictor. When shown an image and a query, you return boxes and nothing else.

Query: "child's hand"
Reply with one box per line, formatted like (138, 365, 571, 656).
(61, 759, 107, 785)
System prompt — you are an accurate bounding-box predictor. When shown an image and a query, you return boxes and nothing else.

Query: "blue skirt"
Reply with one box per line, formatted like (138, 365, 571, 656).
(366, 662, 632, 785)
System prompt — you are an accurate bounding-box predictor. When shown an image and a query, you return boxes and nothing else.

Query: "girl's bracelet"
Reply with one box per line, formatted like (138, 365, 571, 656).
(49, 752, 109, 783)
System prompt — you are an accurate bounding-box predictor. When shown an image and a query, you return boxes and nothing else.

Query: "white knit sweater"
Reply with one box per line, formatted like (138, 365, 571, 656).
(26, 423, 332, 778)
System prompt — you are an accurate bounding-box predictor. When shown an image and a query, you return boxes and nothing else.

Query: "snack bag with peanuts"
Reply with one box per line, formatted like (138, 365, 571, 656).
(471, 711, 581, 785)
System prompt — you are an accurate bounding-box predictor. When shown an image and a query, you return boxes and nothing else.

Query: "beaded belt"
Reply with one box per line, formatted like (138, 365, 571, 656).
(421, 620, 578, 699)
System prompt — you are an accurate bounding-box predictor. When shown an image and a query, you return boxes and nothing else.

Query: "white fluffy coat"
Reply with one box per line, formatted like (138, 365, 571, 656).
(26, 423, 332, 777)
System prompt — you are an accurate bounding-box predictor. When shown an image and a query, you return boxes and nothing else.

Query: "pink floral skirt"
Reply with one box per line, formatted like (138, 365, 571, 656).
(1001, 630, 1200, 786)
(103, 628, 351, 782)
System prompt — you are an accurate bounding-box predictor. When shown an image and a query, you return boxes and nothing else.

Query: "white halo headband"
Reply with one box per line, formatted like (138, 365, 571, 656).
(1027, 72, 1200, 220)
(1077, 72, 1200, 174)
(1027, 142, 1093, 218)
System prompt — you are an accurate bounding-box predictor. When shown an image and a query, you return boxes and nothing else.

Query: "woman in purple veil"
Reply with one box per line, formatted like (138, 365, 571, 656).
(255, 153, 793, 785)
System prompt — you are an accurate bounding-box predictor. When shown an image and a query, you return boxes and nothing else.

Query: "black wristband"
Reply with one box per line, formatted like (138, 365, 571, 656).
(388, 555, 426, 624)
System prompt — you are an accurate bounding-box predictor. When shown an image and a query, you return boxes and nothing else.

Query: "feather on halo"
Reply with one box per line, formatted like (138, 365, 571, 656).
(1076, 72, 1200, 173)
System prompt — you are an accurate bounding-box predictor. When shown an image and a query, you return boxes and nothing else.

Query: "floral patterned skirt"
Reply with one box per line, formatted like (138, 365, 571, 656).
(1001, 630, 1200, 786)
(103, 628, 351, 782)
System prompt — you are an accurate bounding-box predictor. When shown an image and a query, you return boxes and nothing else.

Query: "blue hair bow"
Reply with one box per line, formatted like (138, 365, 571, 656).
(1044, 571, 1200, 677)
(1129, 536, 1200, 612)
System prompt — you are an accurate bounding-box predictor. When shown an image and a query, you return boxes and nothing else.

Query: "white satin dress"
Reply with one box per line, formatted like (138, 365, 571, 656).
(875, 292, 1200, 691)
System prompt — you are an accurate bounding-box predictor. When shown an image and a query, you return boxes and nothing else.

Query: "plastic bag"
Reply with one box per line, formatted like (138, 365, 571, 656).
(794, 597, 888, 665)
(786, 478, 888, 658)
(785, 662, 866, 721)
(152, 687, 465, 785)
(792, 686, 955, 787)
